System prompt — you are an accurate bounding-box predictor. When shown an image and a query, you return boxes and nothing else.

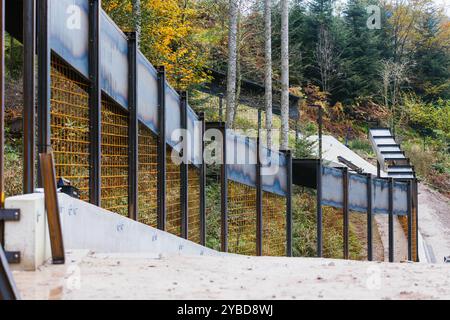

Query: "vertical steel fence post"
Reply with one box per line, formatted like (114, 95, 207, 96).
(388, 178, 394, 263)
(126, 32, 138, 221)
(37, 0, 51, 188)
(157, 66, 166, 230)
(343, 167, 349, 260)
(316, 159, 323, 257)
(199, 113, 206, 246)
(256, 137, 263, 256)
(23, 0, 36, 195)
(367, 174, 373, 261)
(285, 150, 293, 257)
(89, 0, 101, 206)
(219, 123, 228, 252)
(414, 178, 419, 262)
(407, 179, 413, 261)
(180, 91, 188, 239)
(0, 0, 4, 245)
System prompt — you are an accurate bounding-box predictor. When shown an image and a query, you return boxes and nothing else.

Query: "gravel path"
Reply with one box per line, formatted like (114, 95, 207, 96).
(417, 184, 450, 263)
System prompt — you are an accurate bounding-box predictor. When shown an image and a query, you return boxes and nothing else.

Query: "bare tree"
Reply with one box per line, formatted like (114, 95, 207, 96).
(280, 0, 289, 150)
(264, 0, 273, 149)
(226, 0, 240, 129)
(314, 25, 341, 94)
(379, 59, 410, 131)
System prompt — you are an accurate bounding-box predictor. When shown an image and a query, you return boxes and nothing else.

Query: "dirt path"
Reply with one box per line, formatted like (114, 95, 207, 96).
(418, 184, 450, 263)
(13, 251, 450, 300)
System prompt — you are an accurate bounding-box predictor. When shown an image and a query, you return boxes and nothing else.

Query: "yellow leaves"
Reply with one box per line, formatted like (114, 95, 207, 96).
(103, 0, 208, 90)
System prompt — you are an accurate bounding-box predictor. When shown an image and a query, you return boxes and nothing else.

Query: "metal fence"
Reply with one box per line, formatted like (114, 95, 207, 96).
(50, 55, 91, 201)
(100, 94, 129, 217)
(137, 122, 158, 228)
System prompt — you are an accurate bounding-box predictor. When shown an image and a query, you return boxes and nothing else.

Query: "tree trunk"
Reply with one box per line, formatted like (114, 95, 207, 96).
(264, 0, 273, 149)
(280, 0, 289, 150)
(132, 0, 141, 47)
(226, 0, 239, 129)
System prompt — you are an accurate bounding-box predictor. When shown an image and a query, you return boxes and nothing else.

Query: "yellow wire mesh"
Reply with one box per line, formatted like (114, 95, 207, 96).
(227, 181, 257, 256)
(262, 192, 286, 256)
(188, 165, 201, 243)
(50, 55, 90, 201)
(166, 146, 182, 237)
(101, 95, 129, 217)
(138, 123, 158, 227)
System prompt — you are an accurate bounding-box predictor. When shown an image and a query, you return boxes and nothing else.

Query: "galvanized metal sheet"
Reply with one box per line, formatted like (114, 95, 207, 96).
(261, 148, 288, 197)
(348, 173, 368, 213)
(50, 0, 89, 77)
(226, 132, 257, 189)
(137, 52, 158, 134)
(100, 10, 128, 108)
(165, 85, 181, 149)
(372, 178, 390, 214)
(393, 181, 408, 216)
(187, 106, 202, 166)
(321, 166, 344, 209)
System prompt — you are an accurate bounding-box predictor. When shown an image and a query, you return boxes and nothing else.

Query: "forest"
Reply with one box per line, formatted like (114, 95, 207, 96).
(99, 0, 449, 191)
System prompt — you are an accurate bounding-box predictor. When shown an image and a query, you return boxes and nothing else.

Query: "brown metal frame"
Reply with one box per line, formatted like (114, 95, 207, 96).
(39, 152, 65, 264)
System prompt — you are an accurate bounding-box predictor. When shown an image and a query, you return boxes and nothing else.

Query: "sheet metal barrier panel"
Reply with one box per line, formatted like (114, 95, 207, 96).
(321, 166, 408, 216)
(137, 52, 158, 134)
(226, 132, 257, 189)
(261, 147, 288, 197)
(50, 0, 89, 77)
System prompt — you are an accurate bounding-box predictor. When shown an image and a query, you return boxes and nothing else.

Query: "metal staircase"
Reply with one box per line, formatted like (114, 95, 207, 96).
(369, 128, 416, 180)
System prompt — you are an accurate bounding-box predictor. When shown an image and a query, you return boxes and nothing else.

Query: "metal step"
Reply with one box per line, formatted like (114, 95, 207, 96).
(369, 127, 416, 179)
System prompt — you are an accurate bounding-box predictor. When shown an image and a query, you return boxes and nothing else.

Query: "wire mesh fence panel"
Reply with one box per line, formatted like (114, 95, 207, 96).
(227, 181, 257, 256)
(138, 123, 158, 228)
(166, 146, 182, 237)
(349, 211, 367, 261)
(101, 95, 129, 217)
(50, 55, 90, 201)
(262, 192, 286, 256)
(188, 165, 201, 243)
(205, 165, 222, 251)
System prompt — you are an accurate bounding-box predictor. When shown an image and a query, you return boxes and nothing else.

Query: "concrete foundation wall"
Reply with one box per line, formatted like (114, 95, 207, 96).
(5, 193, 223, 271)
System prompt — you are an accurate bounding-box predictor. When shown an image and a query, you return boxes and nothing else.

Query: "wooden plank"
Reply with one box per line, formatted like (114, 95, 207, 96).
(39, 152, 65, 264)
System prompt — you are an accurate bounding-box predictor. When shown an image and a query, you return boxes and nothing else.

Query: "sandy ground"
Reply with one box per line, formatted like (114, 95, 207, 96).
(417, 184, 450, 263)
(13, 250, 450, 300)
